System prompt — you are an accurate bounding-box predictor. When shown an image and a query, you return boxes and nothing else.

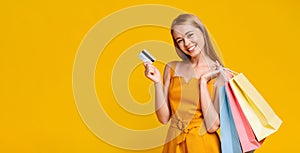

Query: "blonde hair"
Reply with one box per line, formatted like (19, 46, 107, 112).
(171, 14, 223, 66)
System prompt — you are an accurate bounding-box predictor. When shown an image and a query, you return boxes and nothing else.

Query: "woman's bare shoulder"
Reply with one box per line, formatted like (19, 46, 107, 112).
(165, 61, 181, 70)
(166, 61, 181, 66)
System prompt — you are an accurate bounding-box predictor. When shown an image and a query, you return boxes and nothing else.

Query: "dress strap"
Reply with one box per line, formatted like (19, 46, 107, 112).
(169, 62, 177, 77)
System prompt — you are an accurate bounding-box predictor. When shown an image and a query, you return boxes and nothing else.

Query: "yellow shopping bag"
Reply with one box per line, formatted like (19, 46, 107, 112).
(228, 73, 282, 141)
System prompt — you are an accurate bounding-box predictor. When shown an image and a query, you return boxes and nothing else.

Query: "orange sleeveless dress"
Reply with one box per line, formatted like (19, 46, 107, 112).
(162, 63, 221, 153)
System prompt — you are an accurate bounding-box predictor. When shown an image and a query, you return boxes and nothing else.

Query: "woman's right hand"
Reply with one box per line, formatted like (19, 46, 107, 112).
(144, 62, 161, 83)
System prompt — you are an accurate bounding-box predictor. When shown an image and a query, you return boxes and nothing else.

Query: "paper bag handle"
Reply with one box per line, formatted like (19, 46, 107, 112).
(215, 61, 239, 81)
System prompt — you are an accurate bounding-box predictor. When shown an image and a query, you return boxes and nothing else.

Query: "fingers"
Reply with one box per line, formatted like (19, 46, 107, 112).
(224, 69, 234, 79)
(143, 63, 161, 83)
(215, 60, 220, 66)
(201, 69, 221, 83)
(144, 62, 155, 76)
(143, 62, 150, 67)
(209, 69, 221, 79)
(145, 69, 154, 76)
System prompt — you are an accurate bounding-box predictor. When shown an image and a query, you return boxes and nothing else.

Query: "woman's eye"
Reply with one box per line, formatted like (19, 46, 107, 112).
(177, 39, 183, 44)
(187, 33, 194, 38)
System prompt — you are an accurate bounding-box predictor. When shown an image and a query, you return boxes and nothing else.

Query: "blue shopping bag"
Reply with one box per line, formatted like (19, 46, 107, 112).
(219, 86, 242, 153)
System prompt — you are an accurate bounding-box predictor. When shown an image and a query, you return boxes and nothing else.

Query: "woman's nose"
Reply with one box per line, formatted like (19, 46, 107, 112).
(184, 38, 191, 46)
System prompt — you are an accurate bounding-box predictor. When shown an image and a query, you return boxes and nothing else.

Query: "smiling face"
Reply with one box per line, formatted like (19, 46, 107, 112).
(172, 24, 205, 58)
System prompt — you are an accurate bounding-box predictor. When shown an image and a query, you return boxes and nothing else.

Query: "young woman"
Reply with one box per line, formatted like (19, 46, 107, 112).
(144, 14, 231, 153)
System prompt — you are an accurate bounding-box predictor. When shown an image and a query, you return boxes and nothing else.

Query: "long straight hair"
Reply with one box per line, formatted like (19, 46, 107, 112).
(171, 14, 223, 66)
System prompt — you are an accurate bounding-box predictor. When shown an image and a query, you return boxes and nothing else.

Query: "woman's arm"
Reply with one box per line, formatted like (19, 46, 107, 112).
(144, 62, 172, 124)
(200, 69, 221, 133)
(200, 68, 235, 133)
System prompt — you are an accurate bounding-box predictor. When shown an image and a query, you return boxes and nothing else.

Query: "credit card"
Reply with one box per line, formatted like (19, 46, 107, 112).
(138, 49, 156, 63)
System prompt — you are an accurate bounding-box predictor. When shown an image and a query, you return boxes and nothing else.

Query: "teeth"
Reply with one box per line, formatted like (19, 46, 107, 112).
(188, 45, 196, 51)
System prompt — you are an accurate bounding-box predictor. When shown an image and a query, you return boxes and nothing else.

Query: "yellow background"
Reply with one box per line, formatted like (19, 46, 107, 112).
(1, 0, 299, 152)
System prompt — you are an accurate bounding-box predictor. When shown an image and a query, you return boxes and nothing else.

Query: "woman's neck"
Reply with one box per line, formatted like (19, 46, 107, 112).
(189, 52, 212, 68)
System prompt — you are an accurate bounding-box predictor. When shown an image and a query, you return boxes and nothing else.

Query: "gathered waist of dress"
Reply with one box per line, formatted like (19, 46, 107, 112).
(170, 116, 204, 131)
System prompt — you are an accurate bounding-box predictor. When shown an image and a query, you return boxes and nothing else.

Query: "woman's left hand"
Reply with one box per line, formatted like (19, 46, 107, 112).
(200, 69, 221, 83)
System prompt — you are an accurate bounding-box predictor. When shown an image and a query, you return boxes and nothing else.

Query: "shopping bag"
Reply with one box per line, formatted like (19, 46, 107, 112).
(226, 82, 264, 152)
(219, 86, 242, 153)
(228, 73, 282, 141)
